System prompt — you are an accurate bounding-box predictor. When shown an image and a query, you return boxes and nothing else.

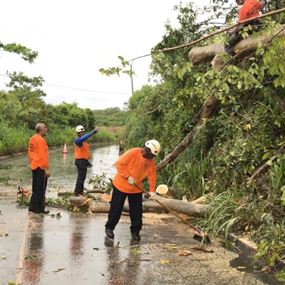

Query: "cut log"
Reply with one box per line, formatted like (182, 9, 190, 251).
(69, 195, 208, 217)
(141, 196, 208, 217)
(161, 8, 285, 53)
(211, 54, 225, 70)
(69, 196, 111, 213)
(234, 26, 285, 56)
(69, 196, 91, 206)
(188, 44, 224, 65)
(158, 27, 285, 171)
(188, 25, 285, 66)
(88, 201, 111, 213)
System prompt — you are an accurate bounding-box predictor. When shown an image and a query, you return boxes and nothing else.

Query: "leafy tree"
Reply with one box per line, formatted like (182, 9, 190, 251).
(1, 42, 38, 63)
(124, 0, 285, 273)
(93, 107, 126, 126)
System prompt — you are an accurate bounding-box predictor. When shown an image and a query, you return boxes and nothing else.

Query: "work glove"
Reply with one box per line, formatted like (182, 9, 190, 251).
(87, 161, 93, 168)
(127, 176, 135, 185)
(144, 192, 155, 199)
(44, 169, 50, 177)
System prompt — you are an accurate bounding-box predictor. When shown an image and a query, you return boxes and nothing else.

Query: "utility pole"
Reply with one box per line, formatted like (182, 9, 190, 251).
(128, 53, 151, 97)
(130, 63, 134, 96)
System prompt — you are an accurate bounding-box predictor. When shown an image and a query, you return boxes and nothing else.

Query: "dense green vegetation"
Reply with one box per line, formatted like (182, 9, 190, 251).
(0, 52, 126, 155)
(93, 107, 127, 126)
(2, 0, 285, 280)
(119, 1, 285, 279)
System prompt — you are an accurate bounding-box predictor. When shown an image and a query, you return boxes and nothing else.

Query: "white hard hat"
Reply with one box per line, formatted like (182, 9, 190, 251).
(76, 125, 85, 133)
(145, 139, 161, 156)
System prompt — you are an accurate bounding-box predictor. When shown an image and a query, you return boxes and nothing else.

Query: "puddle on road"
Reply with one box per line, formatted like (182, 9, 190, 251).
(0, 145, 283, 285)
(0, 144, 119, 194)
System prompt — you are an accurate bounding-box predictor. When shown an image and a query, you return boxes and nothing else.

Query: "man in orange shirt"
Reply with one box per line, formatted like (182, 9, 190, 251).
(74, 125, 98, 196)
(225, 0, 263, 56)
(28, 122, 50, 214)
(105, 139, 161, 242)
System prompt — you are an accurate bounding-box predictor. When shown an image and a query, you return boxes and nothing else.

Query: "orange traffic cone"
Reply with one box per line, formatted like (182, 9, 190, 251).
(62, 143, 68, 154)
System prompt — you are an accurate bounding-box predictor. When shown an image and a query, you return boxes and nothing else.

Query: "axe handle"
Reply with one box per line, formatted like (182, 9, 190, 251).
(133, 182, 202, 233)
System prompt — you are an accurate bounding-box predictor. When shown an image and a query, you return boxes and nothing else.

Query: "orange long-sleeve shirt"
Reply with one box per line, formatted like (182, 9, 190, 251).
(112, 147, 156, 194)
(28, 134, 49, 170)
(238, 0, 262, 22)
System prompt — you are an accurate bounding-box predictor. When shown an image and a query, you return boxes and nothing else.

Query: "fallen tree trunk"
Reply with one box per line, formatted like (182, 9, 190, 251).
(189, 44, 224, 65)
(88, 201, 110, 213)
(141, 196, 208, 217)
(158, 26, 285, 171)
(188, 25, 285, 66)
(157, 93, 219, 171)
(160, 8, 285, 53)
(69, 195, 208, 217)
(157, 41, 226, 171)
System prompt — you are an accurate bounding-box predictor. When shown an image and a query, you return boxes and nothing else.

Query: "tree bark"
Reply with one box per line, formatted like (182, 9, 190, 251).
(140, 196, 208, 217)
(188, 26, 285, 66)
(188, 44, 224, 65)
(157, 94, 219, 170)
(160, 8, 285, 53)
(69, 195, 208, 217)
(157, 26, 285, 171)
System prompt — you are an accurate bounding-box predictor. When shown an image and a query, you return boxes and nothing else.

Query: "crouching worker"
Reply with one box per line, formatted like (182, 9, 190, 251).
(105, 139, 161, 242)
(74, 125, 99, 196)
(224, 0, 263, 56)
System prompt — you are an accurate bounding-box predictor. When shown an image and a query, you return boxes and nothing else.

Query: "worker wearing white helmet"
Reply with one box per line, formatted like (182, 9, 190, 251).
(74, 125, 99, 196)
(105, 139, 161, 242)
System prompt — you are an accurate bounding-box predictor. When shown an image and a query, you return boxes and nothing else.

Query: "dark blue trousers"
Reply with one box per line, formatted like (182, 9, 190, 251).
(105, 185, 142, 234)
(29, 168, 47, 213)
(74, 159, 88, 195)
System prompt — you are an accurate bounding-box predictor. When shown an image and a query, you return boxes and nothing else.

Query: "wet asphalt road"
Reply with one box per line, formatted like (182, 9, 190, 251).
(0, 145, 283, 285)
(0, 144, 119, 192)
(0, 199, 283, 285)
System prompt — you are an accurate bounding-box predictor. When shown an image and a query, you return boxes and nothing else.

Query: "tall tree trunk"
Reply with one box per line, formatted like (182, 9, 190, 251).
(157, 94, 218, 170)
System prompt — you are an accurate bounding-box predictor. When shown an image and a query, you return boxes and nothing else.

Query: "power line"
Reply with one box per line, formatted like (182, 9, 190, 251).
(0, 72, 129, 95)
(43, 82, 128, 95)
(128, 53, 151, 63)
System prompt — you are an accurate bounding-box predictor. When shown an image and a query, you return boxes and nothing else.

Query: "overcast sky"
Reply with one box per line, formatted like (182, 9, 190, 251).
(0, 0, 211, 110)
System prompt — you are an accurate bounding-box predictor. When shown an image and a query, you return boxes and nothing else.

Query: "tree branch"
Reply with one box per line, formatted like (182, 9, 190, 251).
(160, 7, 285, 53)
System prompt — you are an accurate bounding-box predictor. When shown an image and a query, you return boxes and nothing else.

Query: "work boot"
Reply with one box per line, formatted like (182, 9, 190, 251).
(105, 228, 114, 240)
(131, 232, 140, 242)
(29, 209, 49, 214)
(224, 44, 235, 56)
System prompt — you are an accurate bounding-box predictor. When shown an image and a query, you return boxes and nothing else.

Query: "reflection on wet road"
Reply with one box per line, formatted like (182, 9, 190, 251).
(0, 144, 119, 193)
(23, 215, 45, 285)
(0, 203, 282, 285)
(0, 145, 283, 285)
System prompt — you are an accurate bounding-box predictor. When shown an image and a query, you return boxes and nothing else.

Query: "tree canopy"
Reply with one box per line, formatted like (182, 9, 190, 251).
(121, 1, 285, 278)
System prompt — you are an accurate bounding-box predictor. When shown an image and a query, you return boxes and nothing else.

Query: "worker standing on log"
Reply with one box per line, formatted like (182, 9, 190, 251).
(225, 0, 264, 56)
(105, 139, 161, 242)
(74, 125, 99, 196)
